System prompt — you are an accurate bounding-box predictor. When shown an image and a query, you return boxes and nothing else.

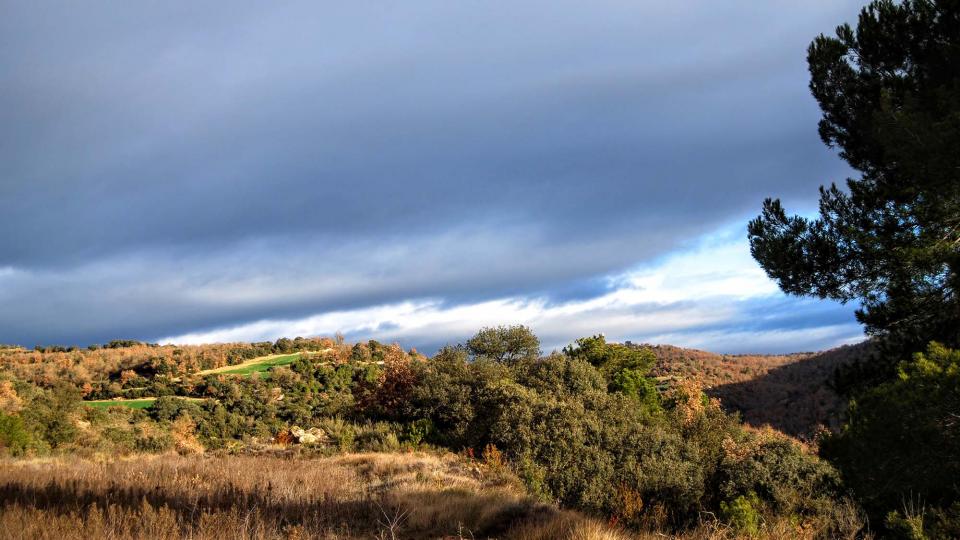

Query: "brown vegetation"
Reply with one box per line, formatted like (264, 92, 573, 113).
(0, 338, 339, 389)
(647, 342, 871, 438)
(0, 331, 870, 537)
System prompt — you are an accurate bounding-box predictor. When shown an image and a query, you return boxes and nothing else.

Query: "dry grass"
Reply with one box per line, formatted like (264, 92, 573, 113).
(0, 451, 636, 540)
(0, 451, 865, 540)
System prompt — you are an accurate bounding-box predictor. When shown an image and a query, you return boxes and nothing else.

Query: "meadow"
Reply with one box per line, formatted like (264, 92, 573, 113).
(194, 352, 306, 376)
(83, 398, 157, 409)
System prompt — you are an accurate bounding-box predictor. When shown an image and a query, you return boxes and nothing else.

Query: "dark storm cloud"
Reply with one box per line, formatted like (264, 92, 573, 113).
(0, 0, 866, 347)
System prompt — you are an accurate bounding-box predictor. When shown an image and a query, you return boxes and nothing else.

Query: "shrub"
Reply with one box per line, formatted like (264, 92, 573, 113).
(150, 396, 204, 422)
(134, 433, 174, 453)
(720, 492, 762, 536)
(21, 383, 81, 449)
(401, 418, 434, 447)
(0, 413, 32, 456)
(317, 417, 356, 451)
(822, 343, 960, 527)
(563, 335, 660, 411)
(101, 426, 136, 452)
(717, 429, 843, 520)
(353, 422, 401, 452)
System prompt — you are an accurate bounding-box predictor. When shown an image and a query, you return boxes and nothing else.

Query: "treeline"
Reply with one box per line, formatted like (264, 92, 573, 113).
(31, 339, 159, 353)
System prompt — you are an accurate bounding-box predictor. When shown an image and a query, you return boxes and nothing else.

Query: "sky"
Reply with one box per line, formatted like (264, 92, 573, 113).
(0, 1, 868, 353)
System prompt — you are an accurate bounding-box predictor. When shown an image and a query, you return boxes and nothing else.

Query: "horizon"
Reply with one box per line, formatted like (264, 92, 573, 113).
(1, 1, 868, 354)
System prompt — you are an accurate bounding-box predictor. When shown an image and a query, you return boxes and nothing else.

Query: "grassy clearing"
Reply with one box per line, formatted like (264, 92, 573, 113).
(195, 352, 305, 376)
(83, 398, 157, 409)
(83, 397, 206, 410)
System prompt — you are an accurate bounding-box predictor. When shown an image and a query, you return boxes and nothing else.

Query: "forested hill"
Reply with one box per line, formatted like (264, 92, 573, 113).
(646, 342, 870, 438)
(0, 335, 864, 439)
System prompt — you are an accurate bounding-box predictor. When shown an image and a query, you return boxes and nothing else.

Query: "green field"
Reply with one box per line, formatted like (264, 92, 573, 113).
(84, 396, 208, 409)
(84, 398, 156, 409)
(213, 352, 302, 375)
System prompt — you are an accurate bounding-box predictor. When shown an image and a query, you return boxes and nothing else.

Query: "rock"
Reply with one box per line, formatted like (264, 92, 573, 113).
(289, 426, 329, 445)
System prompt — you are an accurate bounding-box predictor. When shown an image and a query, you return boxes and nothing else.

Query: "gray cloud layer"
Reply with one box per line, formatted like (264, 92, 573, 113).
(0, 1, 864, 347)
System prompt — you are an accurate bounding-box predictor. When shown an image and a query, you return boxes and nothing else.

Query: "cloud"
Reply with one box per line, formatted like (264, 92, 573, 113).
(0, 1, 866, 348)
(159, 224, 863, 354)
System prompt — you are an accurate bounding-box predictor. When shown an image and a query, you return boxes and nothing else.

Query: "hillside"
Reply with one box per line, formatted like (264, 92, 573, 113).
(646, 342, 872, 438)
(0, 331, 869, 538)
(0, 337, 868, 439)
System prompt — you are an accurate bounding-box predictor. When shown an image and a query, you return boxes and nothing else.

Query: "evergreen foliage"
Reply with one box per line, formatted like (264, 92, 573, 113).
(748, 0, 960, 355)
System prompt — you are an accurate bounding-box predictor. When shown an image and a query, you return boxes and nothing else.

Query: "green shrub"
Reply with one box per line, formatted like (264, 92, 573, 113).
(562, 335, 660, 411)
(353, 421, 401, 452)
(401, 418, 435, 446)
(822, 343, 960, 527)
(512, 354, 606, 398)
(101, 426, 136, 452)
(0, 413, 32, 456)
(150, 396, 204, 422)
(21, 383, 81, 449)
(717, 431, 843, 519)
(134, 433, 174, 453)
(317, 417, 356, 451)
(885, 508, 927, 540)
(720, 492, 762, 536)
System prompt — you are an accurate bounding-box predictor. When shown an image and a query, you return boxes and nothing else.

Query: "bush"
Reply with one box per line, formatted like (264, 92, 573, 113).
(21, 383, 81, 449)
(150, 396, 204, 422)
(353, 421, 401, 452)
(822, 343, 960, 528)
(720, 492, 762, 536)
(134, 433, 174, 453)
(401, 418, 434, 446)
(366, 330, 854, 532)
(717, 429, 843, 520)
(317, 417, 356, 451)
(0, 413, 32, 455)
(101, 426, 136, 452)
(563, 335, 660, 411)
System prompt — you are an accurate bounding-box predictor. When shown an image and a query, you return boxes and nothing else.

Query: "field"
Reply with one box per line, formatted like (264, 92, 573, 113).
(78, 353, 310, 408)
(83, 398, 157, 409)
(83, 397, 207, 410)
(0, 451, 637, 540)
(195, 352, 305, 376)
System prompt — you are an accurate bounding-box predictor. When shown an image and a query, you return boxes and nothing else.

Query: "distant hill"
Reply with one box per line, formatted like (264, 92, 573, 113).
(644, 341, 873, 438)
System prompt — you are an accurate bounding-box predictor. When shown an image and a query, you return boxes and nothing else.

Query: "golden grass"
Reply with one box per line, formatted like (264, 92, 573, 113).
(0, 451, 863, 539)
(0, 451, 633, 540)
